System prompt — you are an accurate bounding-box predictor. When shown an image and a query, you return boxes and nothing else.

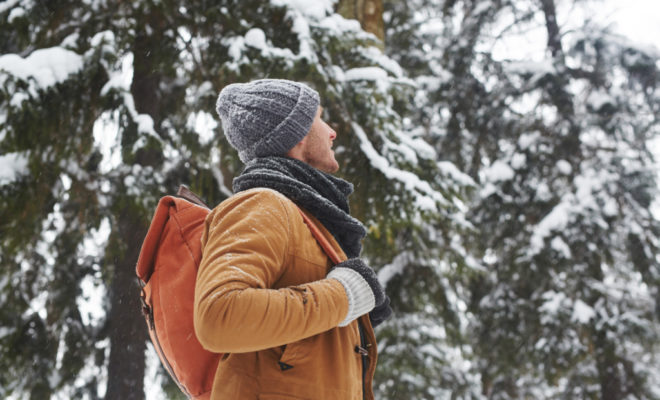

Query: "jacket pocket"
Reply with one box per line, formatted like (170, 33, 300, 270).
(278, 335, 315, 368)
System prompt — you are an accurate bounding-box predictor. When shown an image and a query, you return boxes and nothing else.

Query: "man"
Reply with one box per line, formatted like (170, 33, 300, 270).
(194, 79, 392, 399)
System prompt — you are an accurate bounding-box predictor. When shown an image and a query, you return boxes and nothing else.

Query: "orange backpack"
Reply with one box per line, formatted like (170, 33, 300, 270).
(135, 186, 340, 399)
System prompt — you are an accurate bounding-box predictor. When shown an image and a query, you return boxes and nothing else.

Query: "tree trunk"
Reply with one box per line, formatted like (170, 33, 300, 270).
(336, 0, 385, 43)
(106, 7, 165, 398)
(105, 213, 148, 400)
(538, 0, 578, 126)
(539, 0, 564, 61)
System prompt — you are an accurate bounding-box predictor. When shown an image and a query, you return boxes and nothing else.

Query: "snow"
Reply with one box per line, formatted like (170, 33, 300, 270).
(344, 66, 388, 81)
(244, 28, 267, 49)
(650, 135, 660, 221)
(0, 47, 84, 91)
(290, 11, 316, 60)
(0, 151, 29, 185)
(556, 159, 572, 175)
(77, 218, 110, 327)
(352, 122, 448, 211)
(482, 160, 515, 182)
(602, 197, 618, 217)
(225, 36, 246, 62)
(378, 252, 413, 288)
(530, 202, 571, 255)
(540, 291, 567, 319)
(395, 131, 436, 161)
(210, 147, 234, 197)
(437, 161, 475, 187)
(187, 111, 218, 145)
(361, 46, 404, 77)
(0, 326, 13, 340)
(418, 17, 444, 36)
(61, 32, 79, 49)
(572, 300, 595, 323)
(318, 13, 363, 35)
(518, 131, 541, 150)
(529, 164, 619, 256)
(587, 89, 615, 111)
(93, 110, 122, 174)
(510, 153, 527, 169)
(267, 0, 349, 63)
(1, 0, 659, 397)
(145, 346, 167, 400)
(0, 0, 21, 14)
(550, 236, 572, 258)
(7, 6, 25, 22)
(270, 0, 333, 19)
(97, 51, 162, 154)
(504, 60, 555, 76)
(224, 31, 297, 66)
(134, 114, 156, 138)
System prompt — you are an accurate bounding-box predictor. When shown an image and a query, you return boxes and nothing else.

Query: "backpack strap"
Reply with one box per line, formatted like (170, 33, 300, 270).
(297, 208, 342, 265)
(175, 185, 341, 265)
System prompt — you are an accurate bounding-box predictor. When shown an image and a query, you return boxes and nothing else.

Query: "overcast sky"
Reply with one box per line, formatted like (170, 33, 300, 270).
(600, 0, 660, 49)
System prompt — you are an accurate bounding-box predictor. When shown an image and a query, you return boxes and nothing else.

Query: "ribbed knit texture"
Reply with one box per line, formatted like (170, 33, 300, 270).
(327, 268, 376, 327)
(216, 79, 320, 163)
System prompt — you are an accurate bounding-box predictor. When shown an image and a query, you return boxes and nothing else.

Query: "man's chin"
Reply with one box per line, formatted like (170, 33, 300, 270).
(318, 161, 339, 174)
(327, 161, 340, 174)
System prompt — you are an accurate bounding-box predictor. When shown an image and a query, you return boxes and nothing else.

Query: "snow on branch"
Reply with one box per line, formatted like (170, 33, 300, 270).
(0, 151, 29, 185)
(97, 49, 162, 149)
(352, 122, 449, 212)
(528, 167, 618, 257)
(0, 47, 84, 98)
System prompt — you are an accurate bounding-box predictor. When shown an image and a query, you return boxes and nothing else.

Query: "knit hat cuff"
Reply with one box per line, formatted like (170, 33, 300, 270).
(244, 85, 320, 161)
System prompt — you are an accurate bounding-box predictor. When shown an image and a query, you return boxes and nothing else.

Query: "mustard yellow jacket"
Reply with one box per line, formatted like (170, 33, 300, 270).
(194, 188, 377, 400)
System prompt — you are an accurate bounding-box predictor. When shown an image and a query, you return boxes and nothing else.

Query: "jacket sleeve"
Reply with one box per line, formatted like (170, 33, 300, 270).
(193, 190, 350, 353)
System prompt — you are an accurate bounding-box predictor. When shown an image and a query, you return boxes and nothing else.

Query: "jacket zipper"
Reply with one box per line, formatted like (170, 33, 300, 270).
(141, 288, 192, 398)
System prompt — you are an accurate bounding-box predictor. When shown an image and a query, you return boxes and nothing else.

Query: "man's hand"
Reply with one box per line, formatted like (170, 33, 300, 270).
(369, 295, 393, 328)
(327, 258, 387, 326)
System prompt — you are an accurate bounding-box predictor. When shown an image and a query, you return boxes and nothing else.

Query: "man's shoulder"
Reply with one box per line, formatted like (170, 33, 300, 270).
(207, 188, 298, 223)
(218, 188, 294, 209)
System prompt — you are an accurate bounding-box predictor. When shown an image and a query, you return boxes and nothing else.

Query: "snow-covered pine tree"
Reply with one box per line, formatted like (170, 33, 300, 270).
(470, 0, 660, 396)
(385, 0, 660, 397)
(1, 0, 471, 398)
(0, 2, 121, 398)
(394, 0, 660, 397)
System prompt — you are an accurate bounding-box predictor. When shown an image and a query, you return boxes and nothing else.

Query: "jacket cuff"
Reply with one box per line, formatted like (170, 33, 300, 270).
(327, 268, 376, 327)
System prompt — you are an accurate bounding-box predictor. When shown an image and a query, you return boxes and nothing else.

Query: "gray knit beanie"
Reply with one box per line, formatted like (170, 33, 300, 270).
(216, 79, 320, 163)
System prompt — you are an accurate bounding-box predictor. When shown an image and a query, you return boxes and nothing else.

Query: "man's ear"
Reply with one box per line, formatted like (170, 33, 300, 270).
(286, 138, 306, 160)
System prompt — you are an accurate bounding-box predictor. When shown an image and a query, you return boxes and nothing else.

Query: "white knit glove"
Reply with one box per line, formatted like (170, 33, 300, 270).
(327, 258, 386, 327)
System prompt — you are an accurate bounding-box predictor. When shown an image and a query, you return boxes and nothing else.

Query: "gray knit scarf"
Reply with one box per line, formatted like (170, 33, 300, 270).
(232, 156, 366, 258)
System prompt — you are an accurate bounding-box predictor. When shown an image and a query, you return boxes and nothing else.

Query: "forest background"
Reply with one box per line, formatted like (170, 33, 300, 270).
(1, 0, 659, 399)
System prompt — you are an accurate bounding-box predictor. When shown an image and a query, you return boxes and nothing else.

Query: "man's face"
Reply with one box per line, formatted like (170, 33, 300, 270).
(299, 106, 339, 173)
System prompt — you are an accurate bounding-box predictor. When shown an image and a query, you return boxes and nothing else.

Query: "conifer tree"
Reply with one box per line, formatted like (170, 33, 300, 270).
(3, 0, 657, 398)
(1, 0, 470, 398)
(383, 0, 660, 397)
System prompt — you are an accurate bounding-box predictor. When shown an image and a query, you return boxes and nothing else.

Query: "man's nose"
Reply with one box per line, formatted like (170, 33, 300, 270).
(329, 128, 337, 140)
